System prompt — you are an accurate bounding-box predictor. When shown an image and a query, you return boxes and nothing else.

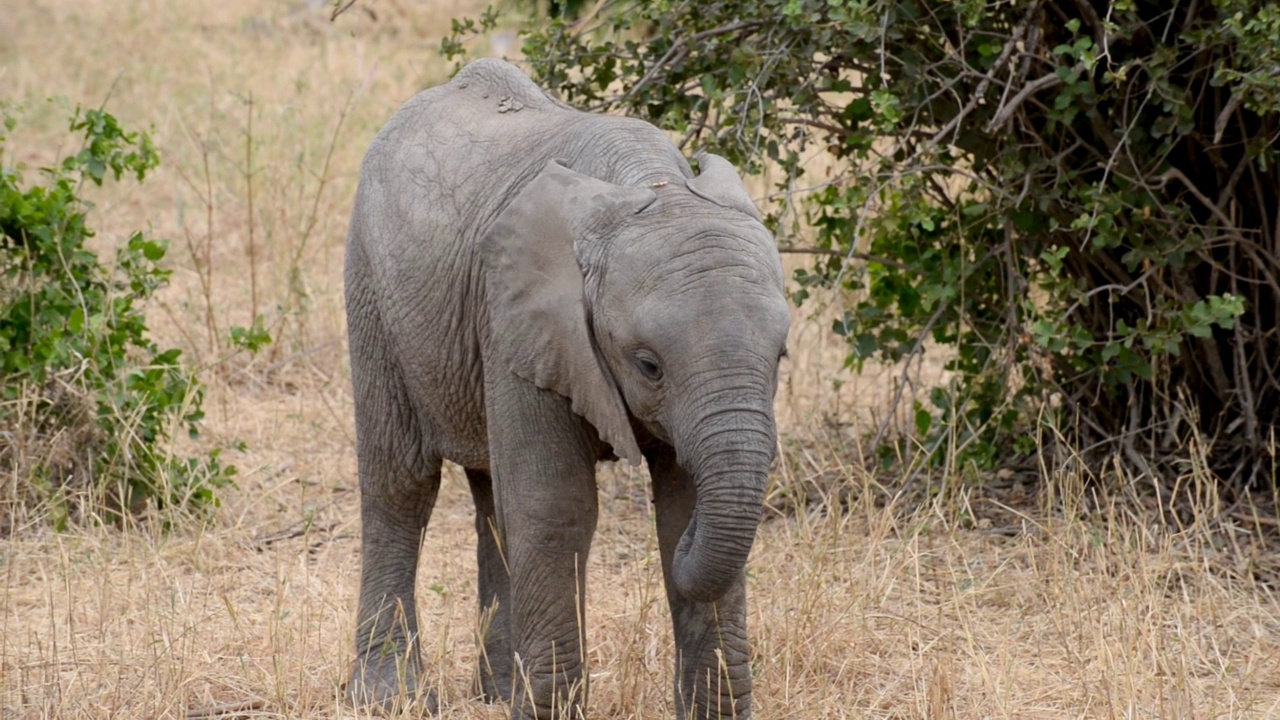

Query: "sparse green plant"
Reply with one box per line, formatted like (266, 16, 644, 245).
(0, 102, 235, 529)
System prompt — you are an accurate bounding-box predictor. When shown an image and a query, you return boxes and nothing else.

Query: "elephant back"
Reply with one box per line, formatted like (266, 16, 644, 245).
(444, 58, 573, 115)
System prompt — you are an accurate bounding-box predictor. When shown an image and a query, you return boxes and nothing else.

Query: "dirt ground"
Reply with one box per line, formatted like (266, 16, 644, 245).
(3, 1, 1280, 718)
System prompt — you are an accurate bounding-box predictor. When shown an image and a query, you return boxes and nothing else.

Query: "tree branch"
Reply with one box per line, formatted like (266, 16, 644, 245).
(986, 70, 1066, 132)
(1154, 167, 1244, 234)
(593, 20, 765, 111)
(928, 0, 1041, 146)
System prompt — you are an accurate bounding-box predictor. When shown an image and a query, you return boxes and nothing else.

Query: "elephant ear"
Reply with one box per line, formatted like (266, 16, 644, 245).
(481, 159, 654, 466)
(685, 152, 761, 220)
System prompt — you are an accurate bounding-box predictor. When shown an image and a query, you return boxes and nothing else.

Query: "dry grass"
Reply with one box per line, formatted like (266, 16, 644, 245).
(3, 1, 1280, 718)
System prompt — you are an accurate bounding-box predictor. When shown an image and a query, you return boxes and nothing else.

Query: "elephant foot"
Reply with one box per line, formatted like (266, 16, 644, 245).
(348, 655, 439, 715)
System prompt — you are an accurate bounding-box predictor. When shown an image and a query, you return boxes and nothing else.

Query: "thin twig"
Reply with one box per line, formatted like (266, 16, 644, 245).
(243, 92, 258, 324)
(781, 117, 853, 137)
(678, 99, 712, 150)
(185, 699, 265, 719)
(1229, 242, 1259, 450)
(777, 247, 912, 271)
(261, 339, 340, 378)
(329, 0, 358, 21)
(870, 303, 948, 454)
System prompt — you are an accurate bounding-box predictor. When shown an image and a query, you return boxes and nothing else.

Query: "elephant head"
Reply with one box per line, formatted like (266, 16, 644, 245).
(482, 156, 790, 603)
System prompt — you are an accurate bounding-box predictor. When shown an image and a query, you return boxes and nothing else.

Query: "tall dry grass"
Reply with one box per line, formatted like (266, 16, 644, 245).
(3, 1, 1280, 718)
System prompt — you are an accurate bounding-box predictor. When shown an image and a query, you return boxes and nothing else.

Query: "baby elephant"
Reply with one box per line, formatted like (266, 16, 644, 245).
(344, 58, 790, 719)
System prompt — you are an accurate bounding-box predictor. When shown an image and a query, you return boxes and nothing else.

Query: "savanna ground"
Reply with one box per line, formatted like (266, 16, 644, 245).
(3, 1, 1280, 717)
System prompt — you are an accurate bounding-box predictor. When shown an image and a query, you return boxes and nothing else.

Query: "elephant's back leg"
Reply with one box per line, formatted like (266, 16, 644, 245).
(465, 467, 513, 702)
(345, 236, 443, 711)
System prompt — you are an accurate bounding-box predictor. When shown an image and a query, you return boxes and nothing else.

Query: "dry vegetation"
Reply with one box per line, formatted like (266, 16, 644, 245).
(3, 1, 1280, 717)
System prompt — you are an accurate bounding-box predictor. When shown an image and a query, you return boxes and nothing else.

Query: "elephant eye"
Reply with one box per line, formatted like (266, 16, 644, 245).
(634, 354, 663, 382)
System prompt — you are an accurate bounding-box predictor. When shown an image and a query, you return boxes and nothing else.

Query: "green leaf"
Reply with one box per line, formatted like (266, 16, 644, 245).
(229, 316, 273, 354)
(68, 307, 85, 333)
(914, 403, 933, 435)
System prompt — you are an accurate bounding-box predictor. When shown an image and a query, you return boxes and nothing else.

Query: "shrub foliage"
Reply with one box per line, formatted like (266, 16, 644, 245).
(0, 105, 234, 530)
(449, 0, 1280, 484)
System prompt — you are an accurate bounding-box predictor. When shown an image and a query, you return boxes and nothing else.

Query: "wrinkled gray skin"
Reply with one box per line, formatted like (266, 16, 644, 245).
(345, 59, 790, 720)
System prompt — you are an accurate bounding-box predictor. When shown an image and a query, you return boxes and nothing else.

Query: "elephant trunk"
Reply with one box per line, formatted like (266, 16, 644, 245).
(671, 383, 776, 603)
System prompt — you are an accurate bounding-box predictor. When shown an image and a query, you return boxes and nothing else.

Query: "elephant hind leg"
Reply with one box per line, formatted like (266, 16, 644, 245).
(348, 433, 442, 713)
(466, 467, 514, 703)
(346, 272, 444, 712)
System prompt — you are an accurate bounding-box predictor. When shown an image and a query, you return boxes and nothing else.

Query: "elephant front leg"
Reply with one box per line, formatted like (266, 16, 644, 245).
(647, 446, 754, 720)
(487, 378, 601, 719)
(467, 467, 514, 702)
(502, 470, 599, 719)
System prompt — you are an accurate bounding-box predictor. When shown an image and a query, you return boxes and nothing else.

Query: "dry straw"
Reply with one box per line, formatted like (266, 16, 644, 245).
(3, 0, 1279, 718)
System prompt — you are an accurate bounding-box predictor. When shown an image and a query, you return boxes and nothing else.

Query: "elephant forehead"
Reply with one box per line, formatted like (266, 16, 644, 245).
(617, 233, 785, 294)
(624, 284, 791, 344)
(630, 212, 780, 270)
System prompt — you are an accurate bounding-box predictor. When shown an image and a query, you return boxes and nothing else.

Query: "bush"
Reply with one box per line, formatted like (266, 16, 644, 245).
(0, 104, 235, 531)
(448, 0, 1279, 487)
